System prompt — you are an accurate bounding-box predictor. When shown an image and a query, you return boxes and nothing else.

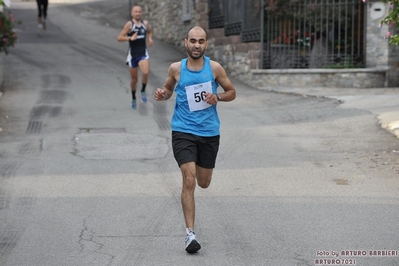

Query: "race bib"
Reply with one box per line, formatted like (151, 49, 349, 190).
(185, 81, 213, 112)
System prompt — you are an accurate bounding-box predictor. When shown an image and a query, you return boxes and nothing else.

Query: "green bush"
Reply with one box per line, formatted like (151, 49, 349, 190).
(0, 1, 21, 54)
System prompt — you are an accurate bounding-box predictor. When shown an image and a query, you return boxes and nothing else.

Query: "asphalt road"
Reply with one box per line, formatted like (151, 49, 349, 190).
(1, 1, 399, 266)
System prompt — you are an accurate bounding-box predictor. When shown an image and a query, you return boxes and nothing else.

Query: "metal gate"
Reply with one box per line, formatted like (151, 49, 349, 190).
(263, 0, 365, 69)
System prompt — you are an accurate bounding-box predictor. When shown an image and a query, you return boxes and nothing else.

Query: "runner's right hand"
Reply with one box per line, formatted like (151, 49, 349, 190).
(155, 88, 167, 101)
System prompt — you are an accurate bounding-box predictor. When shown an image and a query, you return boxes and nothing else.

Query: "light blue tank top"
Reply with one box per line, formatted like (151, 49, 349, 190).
(171, 56, 220, 137)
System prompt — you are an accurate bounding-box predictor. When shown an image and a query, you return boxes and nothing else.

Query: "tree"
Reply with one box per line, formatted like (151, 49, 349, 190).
(364, 0, 399, 45)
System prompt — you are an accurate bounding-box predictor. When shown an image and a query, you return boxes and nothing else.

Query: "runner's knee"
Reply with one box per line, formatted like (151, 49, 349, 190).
(197, 179, 211, 189)
(182, 175, 196, 191)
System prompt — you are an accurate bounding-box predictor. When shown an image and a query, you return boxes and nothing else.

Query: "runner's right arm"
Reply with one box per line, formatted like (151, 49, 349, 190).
(155, 62, 180, 101)
(117, 21, 137, 42)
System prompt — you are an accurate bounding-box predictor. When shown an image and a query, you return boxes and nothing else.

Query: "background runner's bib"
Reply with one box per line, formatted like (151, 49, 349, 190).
(186, 81, 212, 112)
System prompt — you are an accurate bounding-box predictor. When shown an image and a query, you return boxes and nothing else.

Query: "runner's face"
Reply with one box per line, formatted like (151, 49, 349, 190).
(185, 29, 208, 60)
(131, 7, 142, 20)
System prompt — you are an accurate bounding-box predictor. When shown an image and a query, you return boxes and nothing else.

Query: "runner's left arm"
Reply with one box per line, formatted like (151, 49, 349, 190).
(204, 61, 236, 104)
(145, 20, 154, 47)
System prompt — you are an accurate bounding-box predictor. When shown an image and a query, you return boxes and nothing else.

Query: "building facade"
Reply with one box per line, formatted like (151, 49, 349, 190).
(133, 0, 399, 88)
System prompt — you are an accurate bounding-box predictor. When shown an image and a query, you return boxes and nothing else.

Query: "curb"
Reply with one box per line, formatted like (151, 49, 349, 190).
(386, 121, 399, 139)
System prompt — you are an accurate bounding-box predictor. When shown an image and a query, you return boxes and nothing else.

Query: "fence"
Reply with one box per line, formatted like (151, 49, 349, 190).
(263, 0, 365, 69)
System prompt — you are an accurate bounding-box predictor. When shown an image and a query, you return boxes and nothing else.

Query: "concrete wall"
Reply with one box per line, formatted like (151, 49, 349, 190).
(364, 1, 398, 87)
(0, 6, 3, 90)
(0, 53, 2, 91)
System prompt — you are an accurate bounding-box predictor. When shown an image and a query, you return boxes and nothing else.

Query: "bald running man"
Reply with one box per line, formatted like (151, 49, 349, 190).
(155, 26, 236, 253)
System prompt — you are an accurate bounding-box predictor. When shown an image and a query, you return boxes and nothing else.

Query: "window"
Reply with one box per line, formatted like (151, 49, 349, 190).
(208, 0, 224, 29)
(224, 0, 242, 36)
(242, 0, 262, 42)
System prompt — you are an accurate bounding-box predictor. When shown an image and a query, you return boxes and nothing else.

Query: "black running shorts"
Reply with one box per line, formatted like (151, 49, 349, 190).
(172, 131, 220, 169)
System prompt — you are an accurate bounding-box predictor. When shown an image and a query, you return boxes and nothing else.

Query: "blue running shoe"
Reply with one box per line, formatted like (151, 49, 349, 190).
(185, 228, 201, 253)
(131, 100, 137, 109)
(141, 92, 147, 103)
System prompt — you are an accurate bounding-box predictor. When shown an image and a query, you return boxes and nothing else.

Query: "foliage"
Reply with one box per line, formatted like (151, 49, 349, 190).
(271, 30, 316, 47)
(363, 0, 399, 45)
(0, 1, 21, 54)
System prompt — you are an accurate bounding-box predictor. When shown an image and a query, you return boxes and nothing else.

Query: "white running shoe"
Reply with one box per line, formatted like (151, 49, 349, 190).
(185, 228, 201, 253)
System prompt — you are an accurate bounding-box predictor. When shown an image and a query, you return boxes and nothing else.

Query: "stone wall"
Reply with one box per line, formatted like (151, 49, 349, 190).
(251, 68, 388, 88)
(133, 0, 207, 53)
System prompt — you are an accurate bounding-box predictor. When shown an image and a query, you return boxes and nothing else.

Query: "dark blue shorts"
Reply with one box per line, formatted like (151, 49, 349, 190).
(126, 49, 149, 68)
(172, 131, 220, 169)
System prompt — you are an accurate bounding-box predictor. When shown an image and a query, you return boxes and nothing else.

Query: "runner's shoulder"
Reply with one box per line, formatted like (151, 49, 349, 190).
(209, 58, 222, 65)
(170, 61, 181, 72)
(210, 60, 224, 72)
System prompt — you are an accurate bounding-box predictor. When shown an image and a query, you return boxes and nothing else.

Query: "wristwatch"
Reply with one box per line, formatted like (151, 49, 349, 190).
(216, 94, 221, 101)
